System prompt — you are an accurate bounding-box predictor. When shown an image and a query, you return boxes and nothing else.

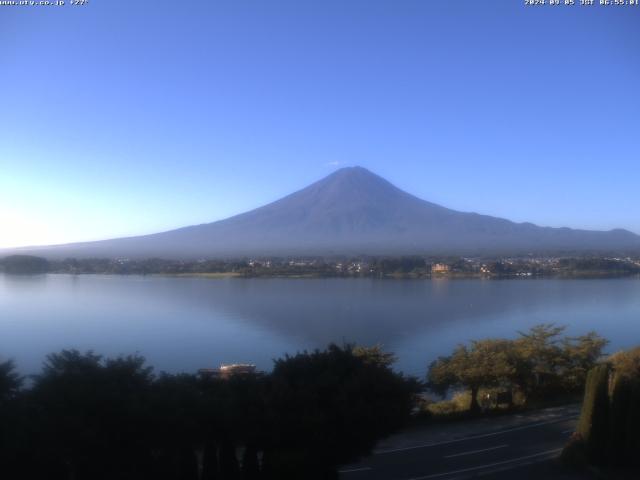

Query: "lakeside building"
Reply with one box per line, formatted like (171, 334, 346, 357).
(198, 363, 257, 380)
(431, 263, 450, 274)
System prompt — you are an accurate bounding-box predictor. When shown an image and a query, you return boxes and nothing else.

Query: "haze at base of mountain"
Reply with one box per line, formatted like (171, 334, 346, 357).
(5, 167, 640, 259)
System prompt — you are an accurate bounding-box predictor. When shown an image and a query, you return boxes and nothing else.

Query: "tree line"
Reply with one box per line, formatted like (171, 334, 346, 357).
(0, 326, 617, 479)
(427, 324, 608, 413)
(0, 345, 419, 480)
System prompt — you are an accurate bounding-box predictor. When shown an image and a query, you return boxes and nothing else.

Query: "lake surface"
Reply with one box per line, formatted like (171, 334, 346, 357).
(1, 274, 639, 377)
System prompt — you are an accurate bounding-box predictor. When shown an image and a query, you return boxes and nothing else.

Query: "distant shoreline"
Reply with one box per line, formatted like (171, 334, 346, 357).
(18, 271, 638, 281)
(157, 272, 244, 279)
(2, 253, 639, 279)
(163, 272, 638, 280)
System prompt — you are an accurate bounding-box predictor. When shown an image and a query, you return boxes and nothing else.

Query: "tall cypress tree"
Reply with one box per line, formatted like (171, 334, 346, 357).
(607, 373, 632, 466)
(576, 364, 610, 466)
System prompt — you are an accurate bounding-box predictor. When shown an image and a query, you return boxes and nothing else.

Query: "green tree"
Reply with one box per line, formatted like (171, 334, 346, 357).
(560, 332, 608, 391)
(427, 339, 515, 413)
(427, 325, 604, 411)
(352, 345, 398, 368)
(512, 324, 566, 396)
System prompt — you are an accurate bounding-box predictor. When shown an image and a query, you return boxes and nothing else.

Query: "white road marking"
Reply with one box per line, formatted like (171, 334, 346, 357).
(444, 444, 508, 459)
(338, 467, 372, 474)
(407, 448, 563, 479)
(562, 429, 574, 434)
(375, 416, 577, 454)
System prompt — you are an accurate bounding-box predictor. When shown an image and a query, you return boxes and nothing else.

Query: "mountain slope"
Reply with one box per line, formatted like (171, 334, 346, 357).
(7, 167, 640, 258)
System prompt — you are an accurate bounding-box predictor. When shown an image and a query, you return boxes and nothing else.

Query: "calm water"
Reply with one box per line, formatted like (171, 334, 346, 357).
(1, 274, 639, 377)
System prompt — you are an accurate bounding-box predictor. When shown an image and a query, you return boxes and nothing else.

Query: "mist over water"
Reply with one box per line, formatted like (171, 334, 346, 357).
(1, 274, 639, 378)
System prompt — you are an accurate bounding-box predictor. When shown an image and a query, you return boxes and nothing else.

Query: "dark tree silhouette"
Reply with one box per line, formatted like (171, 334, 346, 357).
(0, 359, 22, 403)
(263, 344, 420, 479)
(1, 345, 418, 480)
(26, 350, 154, 480)
(0, 359, 24, 477)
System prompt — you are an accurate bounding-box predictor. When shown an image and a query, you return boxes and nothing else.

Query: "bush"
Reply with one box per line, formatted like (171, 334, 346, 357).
(565, 347, 640, 469)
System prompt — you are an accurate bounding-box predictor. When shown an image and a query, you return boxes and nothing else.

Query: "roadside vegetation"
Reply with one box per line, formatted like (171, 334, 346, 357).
(0, 322, 631, 478)
(562, 346, 640, 473)
(425, 325, 607, 418)
(0, 344, 420, 480)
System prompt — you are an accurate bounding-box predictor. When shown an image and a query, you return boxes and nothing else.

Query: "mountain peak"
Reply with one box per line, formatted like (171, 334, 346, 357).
(322, 166, 382, 183)
(312, 166, 400, 197)
(331, 165, 373, 175)
(6, 168, 640, 259)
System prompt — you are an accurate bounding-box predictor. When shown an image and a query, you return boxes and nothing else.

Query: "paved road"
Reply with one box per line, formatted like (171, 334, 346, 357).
(339, 407, 579, 480)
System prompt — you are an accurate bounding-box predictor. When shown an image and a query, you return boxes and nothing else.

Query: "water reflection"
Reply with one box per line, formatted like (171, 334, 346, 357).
(1, 274, 639, 378)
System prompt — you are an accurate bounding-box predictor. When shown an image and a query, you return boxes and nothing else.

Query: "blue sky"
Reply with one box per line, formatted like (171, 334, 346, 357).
(1, 0, 639, 248)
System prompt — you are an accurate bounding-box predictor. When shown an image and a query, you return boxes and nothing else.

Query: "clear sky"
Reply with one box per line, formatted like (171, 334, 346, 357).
(1, 0, 639, 248)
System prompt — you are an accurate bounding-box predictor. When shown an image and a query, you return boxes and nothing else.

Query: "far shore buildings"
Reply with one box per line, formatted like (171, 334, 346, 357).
(431, 263, 450, 274)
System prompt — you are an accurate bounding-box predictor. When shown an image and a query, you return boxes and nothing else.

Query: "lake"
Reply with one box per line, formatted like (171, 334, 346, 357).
(1, 274, 639, 377)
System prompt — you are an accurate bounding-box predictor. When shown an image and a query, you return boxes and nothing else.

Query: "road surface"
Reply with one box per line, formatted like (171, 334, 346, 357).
(339, 405, 582, 480)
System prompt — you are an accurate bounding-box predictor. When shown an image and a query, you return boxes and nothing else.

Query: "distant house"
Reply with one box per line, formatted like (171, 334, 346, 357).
(431, 263, 450, 274)
(219, 364, 256, 379)
(198, 363, 257, 380)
